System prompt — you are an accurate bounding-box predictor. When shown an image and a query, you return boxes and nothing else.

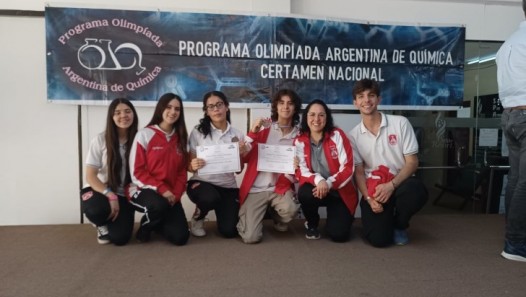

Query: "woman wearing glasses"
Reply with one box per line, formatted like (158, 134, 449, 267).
(187, 91, 246, 238)
(294, 99, 358, 242)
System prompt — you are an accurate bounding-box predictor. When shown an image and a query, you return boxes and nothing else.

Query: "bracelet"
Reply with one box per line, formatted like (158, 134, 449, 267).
(102, 187, 111, 195)
(107, 192, 118, 201)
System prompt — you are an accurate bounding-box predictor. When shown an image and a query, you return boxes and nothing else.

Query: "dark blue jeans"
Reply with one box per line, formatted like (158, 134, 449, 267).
(501, 109, 526, 244)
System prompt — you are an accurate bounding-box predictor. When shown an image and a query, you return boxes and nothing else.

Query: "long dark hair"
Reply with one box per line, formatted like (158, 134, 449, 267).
(300, 99, 335, 137)
(197, 91, 231, 139)
(270, 89, 302, 126)
(105, 98, 138, 192)
(147, 93, 189, 163)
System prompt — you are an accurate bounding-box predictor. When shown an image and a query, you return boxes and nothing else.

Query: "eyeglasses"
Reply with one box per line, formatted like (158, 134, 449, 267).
(205, 101, 225, 111)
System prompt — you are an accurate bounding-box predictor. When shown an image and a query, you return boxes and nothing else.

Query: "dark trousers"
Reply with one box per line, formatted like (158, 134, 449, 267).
(186, 180, 239, 238)
(360, 177, 428, 247)
(130, 189, 189, 246)
(80, 187, 134, 246)
(298, 183, 354, 242)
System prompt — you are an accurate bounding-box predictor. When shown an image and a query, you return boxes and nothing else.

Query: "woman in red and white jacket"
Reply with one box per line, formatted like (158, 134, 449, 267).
(128, 93, 190, 245)
(294, 99, 358, 242)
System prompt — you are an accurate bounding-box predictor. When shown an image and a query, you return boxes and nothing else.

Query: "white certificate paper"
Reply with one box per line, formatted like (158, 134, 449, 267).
(257, 144, 296, 174)
(196, 143, 240, 175)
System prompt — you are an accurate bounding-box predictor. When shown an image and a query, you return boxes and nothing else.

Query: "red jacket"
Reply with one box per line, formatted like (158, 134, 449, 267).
(294, 128, 358, 214)
(239, 127, 295, 205)
(128, 125, 187, 202)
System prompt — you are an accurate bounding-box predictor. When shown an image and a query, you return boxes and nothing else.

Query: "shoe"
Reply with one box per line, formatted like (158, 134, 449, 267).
(393, 229, 409, 246)
(501, 240, 526, 262)
(190, 217, 206, 237)
(304, 222, 320, 239)
(96, 225, 110, 245)
(136, 225, 151, 243)
(305, 227, 321, 240)
(273, 222, 288, 232)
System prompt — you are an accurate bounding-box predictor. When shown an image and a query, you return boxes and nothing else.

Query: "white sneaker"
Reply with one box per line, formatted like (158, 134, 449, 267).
(190, 218, 206, 237)
(273, 222, 289, 232)
(96, 225, 110, 244)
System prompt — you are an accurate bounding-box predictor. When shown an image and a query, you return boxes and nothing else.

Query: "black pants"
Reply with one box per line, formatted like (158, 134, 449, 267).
(360, 177, 428, 248)
(80, 187, 134, 246)
(186, 180, 239, 238)
(298, 184, 354, 242)
(130, 189, 189, 246)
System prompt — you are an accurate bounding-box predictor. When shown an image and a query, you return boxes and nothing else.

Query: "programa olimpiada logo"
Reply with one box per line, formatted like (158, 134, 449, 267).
(56, 15, 163, 95)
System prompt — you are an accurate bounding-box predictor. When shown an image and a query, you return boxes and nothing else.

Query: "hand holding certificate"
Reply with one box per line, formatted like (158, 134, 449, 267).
(196, 143, 241, 175)
(257, 144, 296, 174)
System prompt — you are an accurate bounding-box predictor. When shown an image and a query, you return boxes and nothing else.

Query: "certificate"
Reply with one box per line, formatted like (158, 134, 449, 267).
(196, 143, 241, 175)
(257, 144, 296, 174)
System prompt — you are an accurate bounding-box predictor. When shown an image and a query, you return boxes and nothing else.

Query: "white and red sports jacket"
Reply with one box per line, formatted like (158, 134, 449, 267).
(128, 125, 187, 202)
(294, 128, 358, 214)
(239, 127, 294, 205)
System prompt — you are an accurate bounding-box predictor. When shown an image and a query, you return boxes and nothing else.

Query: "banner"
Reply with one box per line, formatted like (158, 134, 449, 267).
(45, 7, 465, 108)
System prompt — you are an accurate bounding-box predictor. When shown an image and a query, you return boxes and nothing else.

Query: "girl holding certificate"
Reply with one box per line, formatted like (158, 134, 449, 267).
(187, 91, 246, 238)
(294, 99, 358, 242)
(81, 98, 138, 245)
(128, 93, 190, 245)
(237, 89, 302, 244)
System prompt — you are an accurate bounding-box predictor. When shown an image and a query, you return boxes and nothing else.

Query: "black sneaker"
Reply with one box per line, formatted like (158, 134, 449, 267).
(501, 240, 526, 262)
(304, 222, 320, 240)
(96, 225, 110, 245)
(306, 227, 320, 240)
(136, 225, 151, 243)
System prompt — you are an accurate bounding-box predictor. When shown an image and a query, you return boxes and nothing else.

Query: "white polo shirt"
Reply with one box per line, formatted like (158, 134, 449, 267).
(348, 113, 418, 176)
(188, 122, 245, 188)
(85, 132, 127, 195)
(496, 21, 526, 108)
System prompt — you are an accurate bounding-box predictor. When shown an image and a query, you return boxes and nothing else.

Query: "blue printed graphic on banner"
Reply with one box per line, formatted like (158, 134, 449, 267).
(45, 7, 465, 107)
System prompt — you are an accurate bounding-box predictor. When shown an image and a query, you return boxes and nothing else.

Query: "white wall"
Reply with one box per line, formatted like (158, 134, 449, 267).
(0, 0, 524, 225)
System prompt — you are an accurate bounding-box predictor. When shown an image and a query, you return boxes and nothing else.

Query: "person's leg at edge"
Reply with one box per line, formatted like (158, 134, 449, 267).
(162, 202, 190, 246)
(298, 184, 322, 239)
(107, 195, 135, 246)
(237, 192, 270, 243)
(129, 189, 170, 242)
(214, 187, 240, 238)
(360, 195, 395, 247)
(81, 187, 112, 244)
(393, 177, 428, 230)
(269, 190, 300, 231)
(501, 110, 526, 261)
(186, 180, 221, 237)
(81, 187, 111, 226)
(325, 191, 354, 243)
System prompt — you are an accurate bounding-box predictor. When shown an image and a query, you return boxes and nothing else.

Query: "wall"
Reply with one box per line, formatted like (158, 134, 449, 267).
(0, 0, 523, 225)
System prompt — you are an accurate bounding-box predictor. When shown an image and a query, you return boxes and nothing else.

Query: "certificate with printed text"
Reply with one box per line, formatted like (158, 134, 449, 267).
(257, 144, 296, 174)
(196, 143, 240, 175)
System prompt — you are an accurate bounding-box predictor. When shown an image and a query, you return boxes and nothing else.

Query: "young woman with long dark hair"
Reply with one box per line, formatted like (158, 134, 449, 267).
(81, 98, 138, 245)
(128, 93, 190, 245)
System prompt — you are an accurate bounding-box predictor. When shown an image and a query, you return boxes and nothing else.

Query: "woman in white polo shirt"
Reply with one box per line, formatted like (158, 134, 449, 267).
(80, 98, 138, 246)
(187, 91, 246, 238)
